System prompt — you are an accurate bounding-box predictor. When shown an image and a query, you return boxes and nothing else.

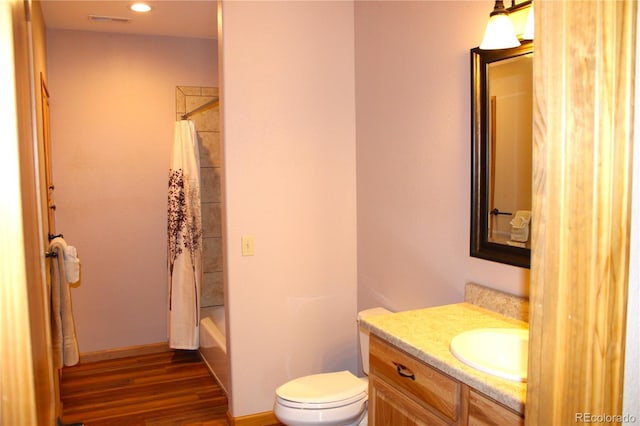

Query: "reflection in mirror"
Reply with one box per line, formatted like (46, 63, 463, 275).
(488, 53, 532, 248)
(470, 41, 533, 268)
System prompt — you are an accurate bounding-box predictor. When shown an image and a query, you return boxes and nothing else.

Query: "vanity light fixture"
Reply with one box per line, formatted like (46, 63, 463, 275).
(130, 2, 152, 13)
(480, 0, 520, 50)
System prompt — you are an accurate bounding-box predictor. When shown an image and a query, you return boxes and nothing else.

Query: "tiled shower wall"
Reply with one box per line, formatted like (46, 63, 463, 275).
(176, 86, 223, 307)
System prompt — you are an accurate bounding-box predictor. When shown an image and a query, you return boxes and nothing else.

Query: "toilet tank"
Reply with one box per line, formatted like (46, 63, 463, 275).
(357, 307, 391, 375)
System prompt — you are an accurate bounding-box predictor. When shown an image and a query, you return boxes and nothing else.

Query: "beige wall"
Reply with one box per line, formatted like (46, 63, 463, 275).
(214, 0, 530, 417)
(47, 30, 217, 352)
(355, 1, 530, 314)
(220, 0, 358, 416)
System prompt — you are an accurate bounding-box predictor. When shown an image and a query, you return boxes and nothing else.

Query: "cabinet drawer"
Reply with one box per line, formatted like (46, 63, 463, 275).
(370, 335, 460, 422)
(468, 389, 524, 426)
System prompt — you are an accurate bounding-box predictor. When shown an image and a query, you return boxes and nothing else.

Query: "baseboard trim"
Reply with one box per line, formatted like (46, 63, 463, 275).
(79, 342, 170, 364)
(227, 410, 280, 425)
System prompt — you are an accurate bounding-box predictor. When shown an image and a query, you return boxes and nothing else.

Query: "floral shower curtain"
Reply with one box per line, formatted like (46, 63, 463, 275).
(167, 120, 202, 349)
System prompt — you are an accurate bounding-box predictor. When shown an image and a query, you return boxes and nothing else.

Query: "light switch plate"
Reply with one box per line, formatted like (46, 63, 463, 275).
(241, 236, 254, 256)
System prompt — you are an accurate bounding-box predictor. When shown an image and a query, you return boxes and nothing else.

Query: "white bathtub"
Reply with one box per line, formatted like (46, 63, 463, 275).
(200, 305, 229, 394)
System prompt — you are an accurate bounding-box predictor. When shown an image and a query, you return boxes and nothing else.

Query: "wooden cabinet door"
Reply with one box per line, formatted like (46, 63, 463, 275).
(467, 389, 523, 426)
(369, 375, 450, 426)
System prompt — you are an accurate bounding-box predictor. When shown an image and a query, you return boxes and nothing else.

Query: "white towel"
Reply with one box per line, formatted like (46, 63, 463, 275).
(63, 244, 81, 284)
(167, 120, 202, 349)
(49, 237, 80, 367)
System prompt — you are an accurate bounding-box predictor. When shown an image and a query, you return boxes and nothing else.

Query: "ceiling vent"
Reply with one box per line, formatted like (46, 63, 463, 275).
(88, 15, 131, 23)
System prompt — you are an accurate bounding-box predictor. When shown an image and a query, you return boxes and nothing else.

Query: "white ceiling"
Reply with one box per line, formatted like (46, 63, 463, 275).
(40, 0, 217, 39)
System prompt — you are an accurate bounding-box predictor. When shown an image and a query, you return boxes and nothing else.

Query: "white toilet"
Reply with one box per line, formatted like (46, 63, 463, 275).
(274, 307, 391, 426)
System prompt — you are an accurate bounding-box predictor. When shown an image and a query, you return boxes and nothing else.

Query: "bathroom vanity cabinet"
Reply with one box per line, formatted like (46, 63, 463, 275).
(368, 334, 524, 426)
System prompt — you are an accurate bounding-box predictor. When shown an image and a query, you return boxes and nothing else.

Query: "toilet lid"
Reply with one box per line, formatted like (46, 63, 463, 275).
(276, 371, 368, 405)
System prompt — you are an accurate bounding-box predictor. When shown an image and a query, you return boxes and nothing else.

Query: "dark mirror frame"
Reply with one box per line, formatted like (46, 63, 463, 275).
(470, 41, 533, 269)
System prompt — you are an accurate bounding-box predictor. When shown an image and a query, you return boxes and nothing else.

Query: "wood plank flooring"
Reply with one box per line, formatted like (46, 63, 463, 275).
(60, 349, 229, 425)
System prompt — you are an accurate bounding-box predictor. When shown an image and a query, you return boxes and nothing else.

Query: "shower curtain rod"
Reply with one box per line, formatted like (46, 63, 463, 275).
(182, 97, 219, 120)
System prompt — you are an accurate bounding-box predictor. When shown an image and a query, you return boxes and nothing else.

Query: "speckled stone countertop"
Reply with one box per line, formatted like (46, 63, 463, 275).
(360, 303, 527, 414)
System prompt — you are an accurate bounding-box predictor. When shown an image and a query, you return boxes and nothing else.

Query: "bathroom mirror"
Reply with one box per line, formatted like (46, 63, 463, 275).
(470, 41, 533, 268)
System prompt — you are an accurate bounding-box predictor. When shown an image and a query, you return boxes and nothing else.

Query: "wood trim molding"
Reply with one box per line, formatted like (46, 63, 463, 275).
(79, 342, 170, 364)
(527, 0, 636, 424)
(227, 410, 280, 426)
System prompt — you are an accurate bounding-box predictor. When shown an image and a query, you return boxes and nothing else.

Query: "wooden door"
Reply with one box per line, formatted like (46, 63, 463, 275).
(41, 75, 57, 234)
(0, 1, 56, 424)
(527, 0, 635, 423)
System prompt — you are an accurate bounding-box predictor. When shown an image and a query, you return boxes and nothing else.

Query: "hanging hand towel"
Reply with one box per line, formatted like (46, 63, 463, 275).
(49, 237, 80, 367)
(63, 244, 81, 284)
(167, 120, 202, 349)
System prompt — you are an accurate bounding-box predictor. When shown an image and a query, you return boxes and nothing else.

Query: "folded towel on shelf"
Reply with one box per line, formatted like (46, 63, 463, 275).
(49, 237, 80, 368)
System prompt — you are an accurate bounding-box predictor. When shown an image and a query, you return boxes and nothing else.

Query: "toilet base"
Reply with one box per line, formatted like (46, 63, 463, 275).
(357, 410, 368, 426)
(273, 399, 367, 426)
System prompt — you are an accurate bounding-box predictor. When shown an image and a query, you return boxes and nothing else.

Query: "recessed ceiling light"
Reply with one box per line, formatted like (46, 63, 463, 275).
(130, 3, 151, 13)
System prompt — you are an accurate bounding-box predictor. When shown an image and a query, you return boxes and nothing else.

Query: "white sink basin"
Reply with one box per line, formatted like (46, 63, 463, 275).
(450, 328, 528, 382)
